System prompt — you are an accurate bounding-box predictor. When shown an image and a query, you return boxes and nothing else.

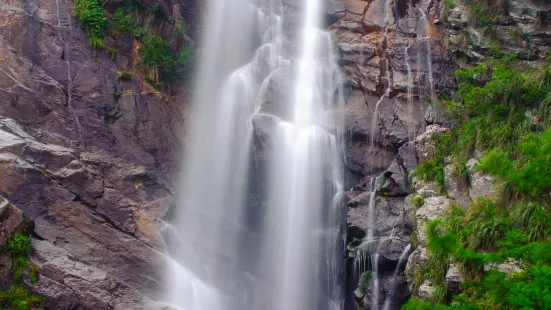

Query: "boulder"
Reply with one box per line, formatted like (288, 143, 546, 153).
(444, 162, 471, 206)
(418, 281, 435, 301)
(445, 264, 463, 294)
(415, 196, 452, 247)
(413, 125, 449, 163)
(0, 196, 34, 247)
(467, 159, 496, 200)
(405, 248, 429, 292)
(28, 240, 164, 310)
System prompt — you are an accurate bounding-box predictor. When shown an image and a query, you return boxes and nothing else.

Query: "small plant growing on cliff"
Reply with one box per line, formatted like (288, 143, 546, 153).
(1, 233, 43, 309)
(118, 72, 133, 81)
(112, 8, 133, 34)
(88, 36, 106, 49)
(144, 75, 160, 89)
(411, 158, 445, 194)
(140, 33, 174, 72)
(6, 232, 31, 258)
(0, 285, 43, 310)
(73, 0, 108, 49)
(358, 272, 371, 294)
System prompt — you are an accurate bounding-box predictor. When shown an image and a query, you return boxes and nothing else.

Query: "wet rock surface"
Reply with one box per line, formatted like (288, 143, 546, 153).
(332, 0, 452, 308)
(335, 0, 551, 307)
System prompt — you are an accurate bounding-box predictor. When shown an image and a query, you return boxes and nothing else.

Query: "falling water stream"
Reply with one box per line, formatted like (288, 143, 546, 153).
(163, 0, 344, 309)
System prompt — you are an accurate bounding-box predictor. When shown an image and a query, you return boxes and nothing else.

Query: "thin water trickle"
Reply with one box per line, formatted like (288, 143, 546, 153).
(418, 8, 435, 97)
(405, 43, 416, 141)
(370, 0, 394, 149)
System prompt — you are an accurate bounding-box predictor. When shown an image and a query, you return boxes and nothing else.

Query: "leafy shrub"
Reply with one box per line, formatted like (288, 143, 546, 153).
(465, 199, 512, 251)
(1, 233, 42, 308)
(112, 8, 133, 34)
(408, 37, 551, 310)
(0, 285, 43, 310)
(73, 0, 108, 48)
(511, 201, 551, 241)
(6, 232, 31, 258)
(140, 32, 175, 72)
(412, 158, 445, 193)
(479, 128, 551, 198)
(118, 71, 134, 80)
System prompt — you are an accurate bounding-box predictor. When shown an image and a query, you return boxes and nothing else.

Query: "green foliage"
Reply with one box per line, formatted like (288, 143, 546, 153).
(1, 233, 42, 309)
(408, 41, 551, 310)
(478, 129, 551, 198)
(442, 0, 456, 20)
(144, 75, 160, 89)
(412, 158, 445, 193)
(511, 201, 551, 241)
(359, 272, 371, 294)
(118, 71, 134, 80)
(465, 199, 512, 251)
(139, 32, 175, 72)
(173, 21, 189, 37)
(138, 32, 194, 81)
(6, 232, 31, 259)
(74, 0, 108, 48)
(464, 0, 508, 28)
(88, 36, 107, 49)
(112, 8, 133, 34)
(13, 257, 27, 283)
(0, 285, 43, 310)
(28, 262, 40, 284)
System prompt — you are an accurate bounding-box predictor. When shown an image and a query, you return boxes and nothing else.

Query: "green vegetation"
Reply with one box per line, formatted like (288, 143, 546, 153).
(73, 0, 108, 49)
(0, 285, 43, 310)
(1, 232, 43, 309)
(118, 71, 133, 80)
(140, 33, 174, 73)
(5, 232, 31, 258)
(404, 54, 551, 309)
(73, 0, 194, 83)
(111, 8, 133, 34)
(442, 0, 456, 21)
(144, 75, 160, 89)
(359, 271, 371, 294)
(411, 158, 445, 193)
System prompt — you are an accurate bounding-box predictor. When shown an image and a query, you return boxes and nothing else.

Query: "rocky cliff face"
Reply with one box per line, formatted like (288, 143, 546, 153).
(329, 0, 551, 309)
(0, 0, 194, 307)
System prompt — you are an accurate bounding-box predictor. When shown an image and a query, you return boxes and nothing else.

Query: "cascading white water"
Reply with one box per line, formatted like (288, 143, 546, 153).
(383, 244, 412, 310)
(163, 0, 344, 309)
(261, 0, 345, 308)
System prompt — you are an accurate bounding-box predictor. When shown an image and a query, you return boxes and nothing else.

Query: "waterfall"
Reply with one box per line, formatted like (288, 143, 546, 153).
(370, 0, 394, 148)
(163, 0, 344, 309)
(418, 8, 435, 97)
(383, 244, 412, 310)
